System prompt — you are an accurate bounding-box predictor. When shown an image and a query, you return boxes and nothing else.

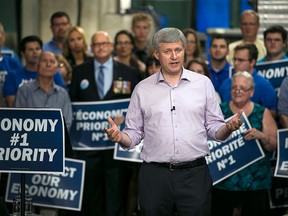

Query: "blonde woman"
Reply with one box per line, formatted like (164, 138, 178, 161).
(63, 26, 92, 66)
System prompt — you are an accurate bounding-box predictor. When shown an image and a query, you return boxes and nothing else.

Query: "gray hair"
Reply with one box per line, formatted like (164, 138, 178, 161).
(91, 31, 113, 43)
(152, 27, 186, 51)
(232, 71, 255, 88)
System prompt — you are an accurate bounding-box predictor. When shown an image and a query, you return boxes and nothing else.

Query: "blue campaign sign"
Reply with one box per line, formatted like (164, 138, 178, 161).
(114, 119, 143, 163)
(114, 142, 143, 163)
(5, 158, 85, 211)
(269, 166, 288, 209)
(0, 108, 64, 173)
(70, 99, 129, 150)
(206, 113, 265, 185)
(274, 129, 288, 178)
(256, 59, 288, 94)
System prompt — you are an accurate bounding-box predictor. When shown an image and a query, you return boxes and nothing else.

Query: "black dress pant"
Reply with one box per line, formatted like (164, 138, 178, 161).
(138, 162, 212, 216)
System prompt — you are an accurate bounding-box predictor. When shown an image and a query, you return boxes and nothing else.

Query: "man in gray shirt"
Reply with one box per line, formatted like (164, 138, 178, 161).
(14, 51, 72, 129)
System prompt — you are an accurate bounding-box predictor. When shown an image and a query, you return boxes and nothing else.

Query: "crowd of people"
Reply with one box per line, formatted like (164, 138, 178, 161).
(0, 7, 288, 216)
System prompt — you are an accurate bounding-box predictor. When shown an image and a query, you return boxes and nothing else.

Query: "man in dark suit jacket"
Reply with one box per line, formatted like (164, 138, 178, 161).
(69, 31, 141, 216)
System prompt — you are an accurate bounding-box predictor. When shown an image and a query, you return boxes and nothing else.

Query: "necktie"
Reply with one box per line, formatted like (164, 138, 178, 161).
(97, 65, 104, 99)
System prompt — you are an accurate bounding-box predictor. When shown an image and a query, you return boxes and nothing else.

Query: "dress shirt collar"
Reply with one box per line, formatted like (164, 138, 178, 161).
(94, 57, 113, 70)
(157, 67, 191, 84)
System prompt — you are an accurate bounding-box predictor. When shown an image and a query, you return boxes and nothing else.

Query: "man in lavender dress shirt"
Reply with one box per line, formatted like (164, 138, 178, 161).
(105, 27, 242, 216)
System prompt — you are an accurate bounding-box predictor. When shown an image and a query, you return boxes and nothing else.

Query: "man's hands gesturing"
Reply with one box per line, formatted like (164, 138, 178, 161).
(226, 110, 243, 132)
(104, 117, 123, 143)
(216, 110, 243, 141)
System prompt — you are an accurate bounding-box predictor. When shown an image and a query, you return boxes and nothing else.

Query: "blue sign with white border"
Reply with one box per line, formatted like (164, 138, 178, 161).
(0, 108, 64, 173)
(70, 99, 130, 150)
(5, 158, 85, 211)
(256, 59, 288, 95)
(206, 112, 264, 185)
(269, 166, 288, 209)
(274, 129, 288, 178)
(114, 141, 143, 163)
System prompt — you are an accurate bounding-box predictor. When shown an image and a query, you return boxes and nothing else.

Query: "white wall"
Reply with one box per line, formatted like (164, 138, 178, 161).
(21, 0, 136, 44)
(21, 0, 40, 37)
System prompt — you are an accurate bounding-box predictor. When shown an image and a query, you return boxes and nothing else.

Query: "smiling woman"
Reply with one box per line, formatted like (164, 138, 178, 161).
(212, 71, 278, 216)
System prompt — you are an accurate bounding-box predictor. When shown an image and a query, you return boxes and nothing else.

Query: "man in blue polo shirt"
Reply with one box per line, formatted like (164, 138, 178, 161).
(219, 43, 277, 118)
(0, 22, 22, 68)
(3, 35, 65, 107)
(0, 23, 22, 107)
(208, 35, 231, 92)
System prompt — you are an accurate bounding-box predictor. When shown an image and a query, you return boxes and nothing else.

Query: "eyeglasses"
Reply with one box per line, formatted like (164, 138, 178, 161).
(265, 38, 283, 43)
(241, 22, 258, 26)
(231, 86, 253, 92)
(92, 42, 111, 48)
(116, 41, 132, 46)
(40, 59, 57, 65)
(232, 57, 251, 63)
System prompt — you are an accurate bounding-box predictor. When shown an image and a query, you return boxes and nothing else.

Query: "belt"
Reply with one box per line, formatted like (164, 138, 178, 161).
(148, 157, 206, 171)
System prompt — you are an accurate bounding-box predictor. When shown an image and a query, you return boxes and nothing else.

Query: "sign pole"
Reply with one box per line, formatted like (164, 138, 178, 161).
(20, 173, 25, 216)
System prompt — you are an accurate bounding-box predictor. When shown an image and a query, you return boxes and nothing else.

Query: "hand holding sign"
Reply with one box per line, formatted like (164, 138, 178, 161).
(244, 128, 262, 140)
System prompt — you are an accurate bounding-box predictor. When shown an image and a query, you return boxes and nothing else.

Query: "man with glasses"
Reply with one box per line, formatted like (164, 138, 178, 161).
(69, 31, 141, 216)
(258, 25, 288, 63)
(43, 11, 72, 55)
(14, 51, 73, 216)
(219, 43, 277, 117)
(266, 26, 288, 129)
(227, 10, 266, 64)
